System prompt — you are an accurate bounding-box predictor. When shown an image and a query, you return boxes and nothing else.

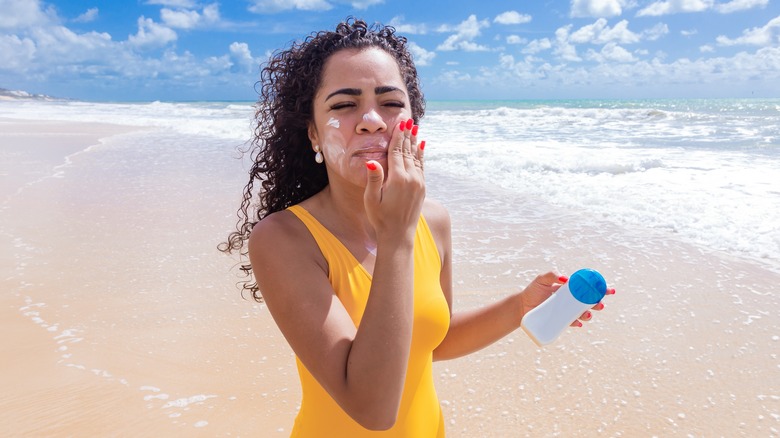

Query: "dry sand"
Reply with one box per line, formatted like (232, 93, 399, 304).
(1, 118, 778, 437)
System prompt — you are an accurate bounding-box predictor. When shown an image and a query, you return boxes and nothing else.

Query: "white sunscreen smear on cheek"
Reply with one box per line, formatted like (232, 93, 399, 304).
(321, 130, 349, 173)
(327, 117, 340, 128)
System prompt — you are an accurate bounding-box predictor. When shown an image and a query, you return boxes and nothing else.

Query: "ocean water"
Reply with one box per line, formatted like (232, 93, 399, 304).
(2, 98, 779, 272)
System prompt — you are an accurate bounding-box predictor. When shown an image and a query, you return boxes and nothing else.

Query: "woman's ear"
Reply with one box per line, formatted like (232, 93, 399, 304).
(307, 122, 319, 151)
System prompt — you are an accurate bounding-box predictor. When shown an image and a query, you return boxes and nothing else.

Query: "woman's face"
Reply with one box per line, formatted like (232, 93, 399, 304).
(308, 47, 412, 186)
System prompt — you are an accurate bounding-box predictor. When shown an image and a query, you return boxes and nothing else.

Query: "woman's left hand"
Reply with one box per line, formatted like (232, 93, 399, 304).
(519, 272, 615, 327)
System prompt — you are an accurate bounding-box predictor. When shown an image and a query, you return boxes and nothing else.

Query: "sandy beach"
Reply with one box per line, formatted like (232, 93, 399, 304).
(1, 116, 778, 437)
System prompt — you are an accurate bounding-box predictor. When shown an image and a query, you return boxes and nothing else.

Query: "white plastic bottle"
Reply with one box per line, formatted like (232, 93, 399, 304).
(521, 268, 607, 347)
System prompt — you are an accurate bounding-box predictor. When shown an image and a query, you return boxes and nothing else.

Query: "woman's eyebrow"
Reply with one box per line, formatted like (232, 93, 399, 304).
(375, 86, 404, 96)
(325, 88, 361, 101)
(325, 86, 404, 101)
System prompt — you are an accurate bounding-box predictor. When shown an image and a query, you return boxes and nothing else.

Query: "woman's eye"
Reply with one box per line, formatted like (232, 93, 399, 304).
(383, 101, 405, 108)
(330, 102, 355, 110)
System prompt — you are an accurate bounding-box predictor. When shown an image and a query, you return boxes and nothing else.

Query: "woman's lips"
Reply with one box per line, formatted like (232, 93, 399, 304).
(353, 149, 387, 160)
(353, 140, 389, 160)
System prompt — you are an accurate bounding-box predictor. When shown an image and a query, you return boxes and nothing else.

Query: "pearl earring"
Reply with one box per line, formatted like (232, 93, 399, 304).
(313, 145, 324, 164)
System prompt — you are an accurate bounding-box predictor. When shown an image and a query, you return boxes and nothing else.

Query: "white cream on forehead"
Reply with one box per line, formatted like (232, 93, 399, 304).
(327, 117, 340, 128)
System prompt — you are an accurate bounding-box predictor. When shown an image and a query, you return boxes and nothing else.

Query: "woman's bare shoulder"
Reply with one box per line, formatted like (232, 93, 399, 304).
(248, 209, 323, 273)
(247, 208, 330, 306)
(421, 197, 452, 261)
(422, 198, 451, 230)
(249, 209, 302, 250)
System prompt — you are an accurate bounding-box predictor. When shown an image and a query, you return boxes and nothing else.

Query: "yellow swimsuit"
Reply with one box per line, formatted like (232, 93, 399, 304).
(287, 205, 451, 437)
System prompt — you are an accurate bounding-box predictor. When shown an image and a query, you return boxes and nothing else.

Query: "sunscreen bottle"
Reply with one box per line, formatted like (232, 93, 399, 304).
(521, 268, 607, 346)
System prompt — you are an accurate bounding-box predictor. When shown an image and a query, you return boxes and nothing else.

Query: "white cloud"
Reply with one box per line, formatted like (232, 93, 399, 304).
(0, 0, 55, 29)
(644, 23, 670, 41)
(161, 8, 200, 29)
(553, 25, 582, 61)
(388, 16, 428, 35)
(506, 35, 527, 45)
(637, 0, 713, 17)
(494, 11, 532, 25)
(681, 29, 698, 36)
(350, 0, 383, 9)
(128, 16, 177, 49)
(700, 44, 715, 52)
(30, 25, 114, 60)
(522, 38, 552, 54)
(716, 15, 780, 46)
(437, 15, 489, 39)
(436, 15, 491, 51)
(715, 0, 768, 14)
(570, 19, 641, 44)
(637, 0, 766, 15)
(433, 69, 472, 87)
(73, 8, 98, 23)
(0, 0, 264, 99)
(570, 0, 627, 18)
(161, 4, 220, 29)
(0, 34, 36, 71)
(586, 41, 636, 62)
(227, 41, 260, 73)
(145, 0, 197, 7)
(458, 41, 492, 51)
(408, 42, 436, 66)
(473, 44, 780, 97)
(247, 0, 332, 13)
(493, 53, 554, 83)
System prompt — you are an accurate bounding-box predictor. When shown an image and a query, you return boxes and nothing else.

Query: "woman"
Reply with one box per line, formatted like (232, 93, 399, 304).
(221, 18, 612, 437)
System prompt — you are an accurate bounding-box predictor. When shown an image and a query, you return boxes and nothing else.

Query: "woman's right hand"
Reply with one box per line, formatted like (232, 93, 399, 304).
(364, 118, 426, 241)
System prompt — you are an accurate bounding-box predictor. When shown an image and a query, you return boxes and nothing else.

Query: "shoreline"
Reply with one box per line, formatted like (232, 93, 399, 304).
(1, 118, 778, 436)
(0, 118, 143, 204)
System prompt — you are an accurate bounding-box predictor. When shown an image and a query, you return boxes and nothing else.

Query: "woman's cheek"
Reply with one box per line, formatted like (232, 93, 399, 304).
(321, 128, 349, 173)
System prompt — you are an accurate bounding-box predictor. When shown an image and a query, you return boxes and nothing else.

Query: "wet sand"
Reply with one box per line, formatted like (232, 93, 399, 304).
(1, 118, 778, 437)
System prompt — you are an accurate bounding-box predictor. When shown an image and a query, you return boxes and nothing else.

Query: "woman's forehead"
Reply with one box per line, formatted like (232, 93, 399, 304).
(318, 48, 405, 92)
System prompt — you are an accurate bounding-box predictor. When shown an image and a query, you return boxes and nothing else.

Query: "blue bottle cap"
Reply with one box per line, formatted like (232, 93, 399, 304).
(568, 269, 607, 305)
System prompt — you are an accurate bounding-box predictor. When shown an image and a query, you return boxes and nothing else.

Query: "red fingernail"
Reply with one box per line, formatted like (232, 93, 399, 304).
(584, 311, 591, 319)
(405, 119, 413, 130)
(596, 302, 605, 310)
(419, 140, 425, 150)
(366, 162, 377, 171)
(558, 276, 568, 283)
(399, 121, 405, 131)
(411, 125, 419, 136)
(608, 288, 616, 295)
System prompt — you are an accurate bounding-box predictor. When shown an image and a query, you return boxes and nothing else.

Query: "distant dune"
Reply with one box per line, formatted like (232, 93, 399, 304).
(0, 88, 61, 101)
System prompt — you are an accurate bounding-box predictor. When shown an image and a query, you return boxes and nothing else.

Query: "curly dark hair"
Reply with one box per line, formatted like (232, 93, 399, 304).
(219, 17, 426, 301)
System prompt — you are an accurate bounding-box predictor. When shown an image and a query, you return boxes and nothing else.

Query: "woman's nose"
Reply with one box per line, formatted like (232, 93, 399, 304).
(357, 109, 386, 133)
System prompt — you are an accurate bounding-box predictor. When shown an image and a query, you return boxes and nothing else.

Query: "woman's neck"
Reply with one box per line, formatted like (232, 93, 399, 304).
(309, 183, 375, 241)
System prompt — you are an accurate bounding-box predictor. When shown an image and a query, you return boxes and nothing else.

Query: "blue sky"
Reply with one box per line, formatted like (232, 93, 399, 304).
(1, 0, 778, 101)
